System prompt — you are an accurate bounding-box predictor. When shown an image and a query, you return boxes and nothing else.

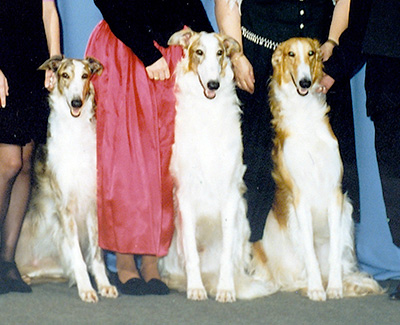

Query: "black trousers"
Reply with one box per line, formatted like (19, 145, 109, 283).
(366, 55, 400, 247)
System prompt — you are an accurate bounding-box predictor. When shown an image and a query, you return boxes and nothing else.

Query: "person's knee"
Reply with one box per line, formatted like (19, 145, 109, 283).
(0, 155, 23, 181)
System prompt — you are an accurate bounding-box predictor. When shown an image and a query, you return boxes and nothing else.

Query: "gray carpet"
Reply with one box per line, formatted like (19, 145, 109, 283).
(1, 280, 398, 325)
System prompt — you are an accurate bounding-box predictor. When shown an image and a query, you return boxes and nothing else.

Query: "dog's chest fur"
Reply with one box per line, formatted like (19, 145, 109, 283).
(45, 93, 96, 197)
(271, 86, 342, 209)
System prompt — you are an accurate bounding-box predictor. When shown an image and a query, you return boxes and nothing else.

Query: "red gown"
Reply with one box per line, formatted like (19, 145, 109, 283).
(85, 20, 182, 256)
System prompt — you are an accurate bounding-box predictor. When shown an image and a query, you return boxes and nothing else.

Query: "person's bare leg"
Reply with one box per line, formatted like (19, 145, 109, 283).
(140, 255, 161, 282)
(115, 253, 140, 283)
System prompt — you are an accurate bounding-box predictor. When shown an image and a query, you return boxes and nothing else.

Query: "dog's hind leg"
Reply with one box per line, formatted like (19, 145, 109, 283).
(58, 206, 99, 303)
(179, 202, 207, 301)
(85, 205, 118, 299)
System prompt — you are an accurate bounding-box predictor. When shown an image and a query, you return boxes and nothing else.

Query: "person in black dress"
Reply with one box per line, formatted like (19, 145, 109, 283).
(215, 0, 358, 243)
(0, 0, 61, 294)
(321, 0, 400, 300)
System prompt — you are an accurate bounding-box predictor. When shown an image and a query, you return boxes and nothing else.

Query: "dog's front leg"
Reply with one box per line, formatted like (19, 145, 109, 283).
(85, 206, 118, 299)
(216, 198, 237, 303)
(179, 203, 207, 301)
(295, 200, 326, 301)
(326, 192, 344, 299)
(59, 207, 98, 303)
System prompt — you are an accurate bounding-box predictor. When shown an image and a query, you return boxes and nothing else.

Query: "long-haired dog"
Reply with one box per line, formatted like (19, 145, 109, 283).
(15, 56, 118, 303)
(250, 38, 383, 301)
(159, 28, 277, 303)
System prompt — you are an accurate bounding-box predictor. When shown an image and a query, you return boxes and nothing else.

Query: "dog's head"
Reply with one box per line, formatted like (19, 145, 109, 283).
(39, 56, 103, 117)
(271, 38, 323, 96)
(169, 28, 241, 99)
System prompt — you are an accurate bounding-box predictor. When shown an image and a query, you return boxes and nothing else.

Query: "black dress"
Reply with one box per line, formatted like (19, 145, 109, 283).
(239, 0, 360, 241)
(0, 0, 49, 145)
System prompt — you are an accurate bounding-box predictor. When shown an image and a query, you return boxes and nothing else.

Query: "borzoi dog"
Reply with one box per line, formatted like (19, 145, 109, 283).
(15, 56, 118, 303)
(250, 38, 383, 301)
(160, 29, 276, 302)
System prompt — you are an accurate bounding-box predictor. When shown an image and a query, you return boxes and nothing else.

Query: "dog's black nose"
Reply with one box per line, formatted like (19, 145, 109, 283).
(299, 78, 312, 89)
(71, 99, 83, 108)
(207, 80, 220, 90)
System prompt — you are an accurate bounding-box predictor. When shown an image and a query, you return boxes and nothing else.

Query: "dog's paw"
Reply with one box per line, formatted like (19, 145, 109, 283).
(216, 289, 236, 303)
(326, 286, 343, 300)
(187, 287, 208, 301)
(307, 288, 326, 301)
(98, 285, 119, 298)
(79, 289, 99, 303)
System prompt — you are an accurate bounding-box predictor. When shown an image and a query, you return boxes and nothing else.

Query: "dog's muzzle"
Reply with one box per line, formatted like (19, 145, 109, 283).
(204, 80, 220, 100)
(70, 99, 83, 117)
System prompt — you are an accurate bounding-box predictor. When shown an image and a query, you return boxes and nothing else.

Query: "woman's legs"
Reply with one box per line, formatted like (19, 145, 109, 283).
(0, 142, 34, 292)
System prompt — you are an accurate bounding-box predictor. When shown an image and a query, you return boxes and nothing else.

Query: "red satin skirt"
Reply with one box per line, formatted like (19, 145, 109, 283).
(85, 20, 182, 256)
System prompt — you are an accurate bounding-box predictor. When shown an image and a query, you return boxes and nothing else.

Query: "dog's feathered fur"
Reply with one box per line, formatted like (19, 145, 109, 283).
(15, 57, 118, 303)
(160, 29, 277, 302)
(250, 38, 383, 301)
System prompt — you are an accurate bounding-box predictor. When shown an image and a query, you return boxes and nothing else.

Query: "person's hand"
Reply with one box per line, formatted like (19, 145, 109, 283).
(145, 57, 170, 81)
(45, 69, 56, 91)
(320, 41, 335, 62)
(231, 53, 255, 94)
(317, 73, 335, 94)
(0, 69, 9, 108)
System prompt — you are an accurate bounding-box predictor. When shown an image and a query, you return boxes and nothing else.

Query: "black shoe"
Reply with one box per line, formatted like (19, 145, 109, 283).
(146, 279, 170, 295)
(116, 277, 149, 296)
(389, 284, 400, 300)
(0, 261, 32, 293)
(0, 276, 10, 295)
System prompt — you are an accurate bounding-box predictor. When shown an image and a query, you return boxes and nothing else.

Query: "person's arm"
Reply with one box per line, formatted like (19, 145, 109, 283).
(0, 69, 8, 108)
(320, 0, 351, 61)
(320, 0, 371, 92)
(214, 0, 254, 93)
(42, 0, 61, 89)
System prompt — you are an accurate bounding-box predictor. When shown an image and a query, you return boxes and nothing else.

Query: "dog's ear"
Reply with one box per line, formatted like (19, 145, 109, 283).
(168, 28, 196, 48)
(85, 57, 104, 76)
(221, 35, 241, 58)
(271, 44, 283, 68)
(38, 55, 64, 72)
(312, 39, 323, 62)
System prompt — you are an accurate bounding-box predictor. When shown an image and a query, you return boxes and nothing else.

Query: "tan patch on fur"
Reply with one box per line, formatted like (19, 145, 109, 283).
(252, 241, 268, 265)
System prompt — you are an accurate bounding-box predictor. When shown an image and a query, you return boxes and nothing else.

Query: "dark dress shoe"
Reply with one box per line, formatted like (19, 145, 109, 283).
(389, 284, 400, 300)
(146, 279, 170, 295)
(0, 276, 10, 295)
(0, 261, 32, 293)
(116, 277, 149, 296)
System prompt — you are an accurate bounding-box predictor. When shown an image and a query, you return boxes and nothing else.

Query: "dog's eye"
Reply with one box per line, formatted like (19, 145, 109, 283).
(196, 49, 203, 56)
(288, 51, 295, 57)
(62, 73, 70, 79)
(82, 73, 89, 79)
(216, 49, 223, 56)
(308, 51, 315, 56)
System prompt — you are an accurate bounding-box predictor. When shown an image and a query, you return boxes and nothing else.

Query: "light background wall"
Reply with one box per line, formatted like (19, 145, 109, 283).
(57, 0, 400, 280)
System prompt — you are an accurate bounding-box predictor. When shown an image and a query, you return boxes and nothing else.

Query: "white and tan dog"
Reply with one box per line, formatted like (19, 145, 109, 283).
(160, 29, 276, 303)
(15, 57, 118, 303)
(251, 38, 383, 301)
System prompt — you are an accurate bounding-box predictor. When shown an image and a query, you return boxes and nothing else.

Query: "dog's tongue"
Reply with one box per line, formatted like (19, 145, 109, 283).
(71, 108, 81, 117)
(298, 87, 309, 96)
(204, 88, 216, 99)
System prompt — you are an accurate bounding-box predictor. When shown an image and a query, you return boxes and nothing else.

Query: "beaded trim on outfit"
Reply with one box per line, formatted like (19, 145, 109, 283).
(241, 26, 280, 50)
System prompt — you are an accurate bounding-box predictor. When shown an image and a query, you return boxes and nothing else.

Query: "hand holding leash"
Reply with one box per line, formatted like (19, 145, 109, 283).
(0, 69, 9, 108)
